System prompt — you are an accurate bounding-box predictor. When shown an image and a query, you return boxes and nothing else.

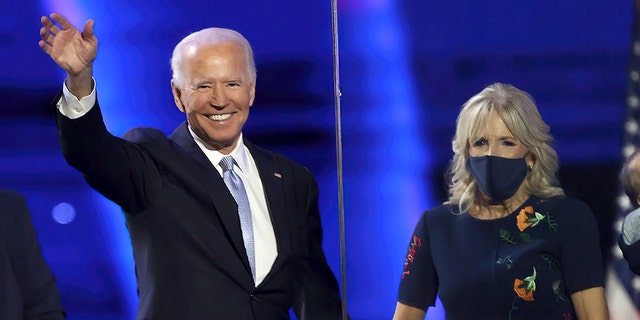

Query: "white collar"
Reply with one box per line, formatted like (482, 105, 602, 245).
(188, 127, 249, 173)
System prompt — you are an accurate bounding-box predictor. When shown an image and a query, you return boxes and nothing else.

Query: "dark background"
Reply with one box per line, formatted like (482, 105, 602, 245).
(0, 0, 633, 319)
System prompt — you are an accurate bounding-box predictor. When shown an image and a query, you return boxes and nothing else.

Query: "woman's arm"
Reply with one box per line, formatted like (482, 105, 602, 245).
(392, 302, 426, 320)
(570, 286, 608, 320)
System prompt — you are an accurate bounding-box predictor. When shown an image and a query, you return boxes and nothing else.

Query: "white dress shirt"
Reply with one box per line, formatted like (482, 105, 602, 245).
(191, 131, 277, 286)
(57, 80, 277, 286)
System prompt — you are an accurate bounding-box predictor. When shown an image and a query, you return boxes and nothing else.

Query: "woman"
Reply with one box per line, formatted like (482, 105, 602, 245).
(393, 83, 608, 319)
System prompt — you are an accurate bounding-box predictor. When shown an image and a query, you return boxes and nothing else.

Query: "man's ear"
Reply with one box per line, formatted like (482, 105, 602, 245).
(171, 80, 185, 113)
(248, 81, 256, 107)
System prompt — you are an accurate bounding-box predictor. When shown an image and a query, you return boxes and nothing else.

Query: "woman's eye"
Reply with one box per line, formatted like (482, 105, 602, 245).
(473, 139, 487, 147)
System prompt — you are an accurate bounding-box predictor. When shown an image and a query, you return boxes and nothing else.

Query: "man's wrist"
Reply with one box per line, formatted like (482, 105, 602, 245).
(65, 67, 94, 99)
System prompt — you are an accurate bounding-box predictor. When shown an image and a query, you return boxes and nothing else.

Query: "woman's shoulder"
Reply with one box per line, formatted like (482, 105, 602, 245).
(421, 203, 460, 222)
(409, 203, 460, 238)
(532, 195, 594, 220)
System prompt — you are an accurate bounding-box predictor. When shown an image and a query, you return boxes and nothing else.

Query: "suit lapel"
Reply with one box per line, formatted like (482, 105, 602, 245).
(245, 139, 293, 260)
(169, 123, 254, 281)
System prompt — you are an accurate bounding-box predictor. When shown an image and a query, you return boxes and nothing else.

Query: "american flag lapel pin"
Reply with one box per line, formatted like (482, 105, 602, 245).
(273, 172, 282, 179)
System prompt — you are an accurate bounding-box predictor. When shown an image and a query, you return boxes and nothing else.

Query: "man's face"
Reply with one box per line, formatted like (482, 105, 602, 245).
(171, 41, 255, 154)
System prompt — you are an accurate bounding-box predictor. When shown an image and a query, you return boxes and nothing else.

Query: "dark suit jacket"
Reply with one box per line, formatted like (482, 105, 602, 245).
(0, 189, 65, 319)
(55, 94, 342, 320)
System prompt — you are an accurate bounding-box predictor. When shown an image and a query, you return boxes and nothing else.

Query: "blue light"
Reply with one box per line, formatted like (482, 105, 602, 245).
(52, 202, 76, 224)
(339, 0, 437, 317)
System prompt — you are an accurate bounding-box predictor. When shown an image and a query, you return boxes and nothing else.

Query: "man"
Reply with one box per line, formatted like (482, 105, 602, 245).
(39, 13, 342, 319)
(619, 150, 640, 275)
(0, 189, 65, 319)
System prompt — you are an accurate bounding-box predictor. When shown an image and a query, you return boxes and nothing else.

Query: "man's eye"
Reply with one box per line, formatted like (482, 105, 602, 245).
(194, 85, 211, 92)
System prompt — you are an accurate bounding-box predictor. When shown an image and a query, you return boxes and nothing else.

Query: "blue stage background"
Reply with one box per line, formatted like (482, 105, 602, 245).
(0, 0, 633, 319)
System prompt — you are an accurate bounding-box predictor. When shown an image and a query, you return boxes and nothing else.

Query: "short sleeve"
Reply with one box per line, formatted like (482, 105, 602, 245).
(557, 199, 605, 293)
(397, 212, 438, 311)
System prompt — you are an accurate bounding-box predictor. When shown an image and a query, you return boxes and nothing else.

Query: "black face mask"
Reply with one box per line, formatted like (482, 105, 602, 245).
(467, 155, 529, 202)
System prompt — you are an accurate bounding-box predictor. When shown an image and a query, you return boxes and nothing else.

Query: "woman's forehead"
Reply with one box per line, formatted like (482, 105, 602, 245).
(468, 109, 513, 138)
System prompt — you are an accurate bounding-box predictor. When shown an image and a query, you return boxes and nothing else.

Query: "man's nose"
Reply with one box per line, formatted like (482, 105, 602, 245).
(210, 86, 228, 107)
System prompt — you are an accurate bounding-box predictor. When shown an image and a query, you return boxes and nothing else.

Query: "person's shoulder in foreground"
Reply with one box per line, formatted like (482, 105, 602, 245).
(0, 189, 66, 319)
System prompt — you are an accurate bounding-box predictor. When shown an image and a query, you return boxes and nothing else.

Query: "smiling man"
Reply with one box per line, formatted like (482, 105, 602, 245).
(39, 12, 343, 320)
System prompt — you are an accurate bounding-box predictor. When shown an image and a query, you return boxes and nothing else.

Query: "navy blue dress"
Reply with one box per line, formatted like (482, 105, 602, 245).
(398, 196, 604, 320)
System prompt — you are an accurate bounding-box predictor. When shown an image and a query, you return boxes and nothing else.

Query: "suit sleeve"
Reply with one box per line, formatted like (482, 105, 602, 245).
(4, 191, 65, 319)
(292, 170, 344, 319)
(54, 91, 163, 214)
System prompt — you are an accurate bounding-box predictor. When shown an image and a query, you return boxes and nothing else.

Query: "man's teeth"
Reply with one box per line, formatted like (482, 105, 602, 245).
(208, 114, 231, 121)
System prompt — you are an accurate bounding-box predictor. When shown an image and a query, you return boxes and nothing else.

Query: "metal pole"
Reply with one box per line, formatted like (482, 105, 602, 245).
(330, 0, 347, 318)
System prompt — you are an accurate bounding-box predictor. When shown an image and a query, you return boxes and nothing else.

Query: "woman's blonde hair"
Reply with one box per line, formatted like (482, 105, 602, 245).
(445, 83, 564, 213)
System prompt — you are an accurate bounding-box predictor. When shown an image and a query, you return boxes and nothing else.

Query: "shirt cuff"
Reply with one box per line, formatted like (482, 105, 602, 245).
(56, 78, 97, 119)
(622, 207, 640, 245)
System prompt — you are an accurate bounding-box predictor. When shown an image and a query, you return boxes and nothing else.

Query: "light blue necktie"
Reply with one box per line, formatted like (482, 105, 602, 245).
(220, 156, 255, 280)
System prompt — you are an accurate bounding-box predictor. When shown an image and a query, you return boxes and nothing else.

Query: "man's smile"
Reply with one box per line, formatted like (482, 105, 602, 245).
(207, 113, 232, 121)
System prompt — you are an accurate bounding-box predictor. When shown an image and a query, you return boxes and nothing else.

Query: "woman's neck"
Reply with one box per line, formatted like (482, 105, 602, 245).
(470, 188, 530, 220)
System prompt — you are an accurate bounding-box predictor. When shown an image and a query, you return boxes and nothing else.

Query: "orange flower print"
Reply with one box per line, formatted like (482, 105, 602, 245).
(514, 267, 537, 301)
(516, 206, 545, 232)
(516, 208, 532, 231)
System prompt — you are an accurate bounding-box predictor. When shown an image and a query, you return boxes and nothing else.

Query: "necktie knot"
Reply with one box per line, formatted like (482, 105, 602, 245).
(220, 156, 235, 173)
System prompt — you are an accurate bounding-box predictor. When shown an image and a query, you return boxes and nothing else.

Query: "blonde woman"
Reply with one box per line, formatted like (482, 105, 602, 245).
(393, 83, 608, 320)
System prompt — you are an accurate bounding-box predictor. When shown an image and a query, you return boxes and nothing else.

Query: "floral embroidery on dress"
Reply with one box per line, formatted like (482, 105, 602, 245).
(516, 206, 545, 231)
(498, 229, 517, 244)
(495, 255, 514, 269)
(541, 253, 560, 270)
(546, 212, 559, 231)
(501, 202, 570, 316)
(552, 280, 566, 302)
(513, 267, 537, 301)
(402, 235, 422, 279)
